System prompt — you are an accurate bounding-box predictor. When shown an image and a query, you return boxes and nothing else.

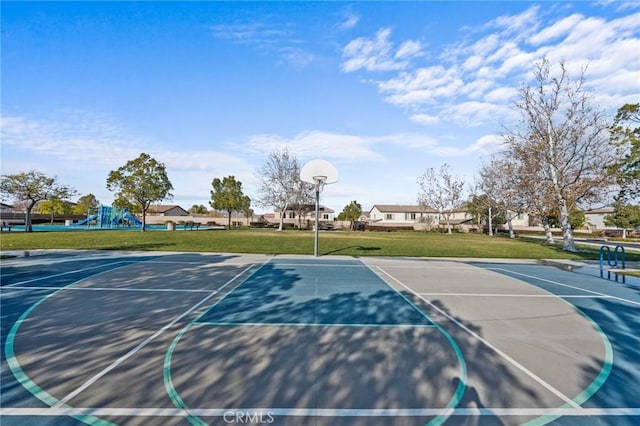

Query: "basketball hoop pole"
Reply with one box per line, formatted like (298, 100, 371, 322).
(313, 177, 326, 257)
(314, 182, 320, 257)
(300, 159, 338, 258)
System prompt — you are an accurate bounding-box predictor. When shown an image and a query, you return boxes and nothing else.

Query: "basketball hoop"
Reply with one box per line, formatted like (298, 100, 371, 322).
(300, 160, 338, 257)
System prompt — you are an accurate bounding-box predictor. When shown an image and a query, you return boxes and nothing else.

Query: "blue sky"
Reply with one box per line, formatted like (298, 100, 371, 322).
(2, 1, 639, 213)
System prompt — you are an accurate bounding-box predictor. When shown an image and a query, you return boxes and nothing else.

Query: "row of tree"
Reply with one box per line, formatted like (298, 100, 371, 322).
(416, 59, 638, 251)
(2, 59, 637, 246)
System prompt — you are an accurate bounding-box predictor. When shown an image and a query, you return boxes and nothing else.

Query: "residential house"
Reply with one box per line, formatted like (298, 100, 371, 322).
(584, 207, 615, 231)
(368, 205, 439, 226)
(272, 204, 335, 228)
(367, 204, 531, 231)
(147, 205, 189, 216)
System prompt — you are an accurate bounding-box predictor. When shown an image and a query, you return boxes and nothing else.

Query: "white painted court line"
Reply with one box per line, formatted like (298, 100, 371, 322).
(491, 268, 640, 307)
(3, 407, 640, 417)
(53, 263, 259, 408)
(373, 266, 582, 409)
(5, 262, 129, 287)
(5, 286, 212, 293)
(419, 293, 614, 299)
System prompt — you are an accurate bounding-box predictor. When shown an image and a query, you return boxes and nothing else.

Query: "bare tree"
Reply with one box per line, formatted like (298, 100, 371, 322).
(417, 163, 465, 234)
(512, 150, 558, 244)
(479, 156, 526, 238)
(503, 59, 615, 251)
(256, 148, 313, 231)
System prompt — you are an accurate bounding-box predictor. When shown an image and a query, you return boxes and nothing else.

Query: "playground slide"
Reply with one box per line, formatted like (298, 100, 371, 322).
(123, 212, 142, 226)
(73, 214, 99, 226)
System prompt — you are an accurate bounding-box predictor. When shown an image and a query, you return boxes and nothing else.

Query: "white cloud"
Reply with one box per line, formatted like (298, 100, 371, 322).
(341, 28, 422, 72)
(431, 134, 505, 157)
(244, 131, 384, 162)
(341, 4, 640, 128)
(210, 20, 315, 68)
(395, 40, 423, 59)
(528, 13, 583, 45)
(338, 10, 359, 30)
(410, 113, 440, 125)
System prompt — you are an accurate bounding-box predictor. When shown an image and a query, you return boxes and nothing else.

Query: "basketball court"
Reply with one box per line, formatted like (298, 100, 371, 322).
(1, 250, 639, 425)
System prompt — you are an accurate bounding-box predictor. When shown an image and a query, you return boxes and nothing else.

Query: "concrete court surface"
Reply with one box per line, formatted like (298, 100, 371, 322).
(1, 250, 639, 426)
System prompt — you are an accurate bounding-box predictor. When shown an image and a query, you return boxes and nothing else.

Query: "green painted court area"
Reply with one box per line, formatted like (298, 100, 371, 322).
(197, 258, 434, 326)
(1, 251, 639, 426)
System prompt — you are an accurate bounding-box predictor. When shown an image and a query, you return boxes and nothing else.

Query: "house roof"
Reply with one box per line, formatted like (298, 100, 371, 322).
(584, 207, 614, 214)
(370, 204, 437, 213)
(148, 204, 188, 214)
(277, 204, 335, 213)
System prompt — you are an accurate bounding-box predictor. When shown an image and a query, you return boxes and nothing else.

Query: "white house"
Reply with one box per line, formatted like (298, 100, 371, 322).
(367, 204, 531, 231)
(368, 205, 438, 226)
(271, 204, 335, 228)
(584, 207, 615, 230)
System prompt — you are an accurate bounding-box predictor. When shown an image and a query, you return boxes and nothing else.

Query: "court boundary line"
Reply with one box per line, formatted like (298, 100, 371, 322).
(53, 263, 257, 408)
(418, 293, 614, 299)
(3, 406, 640, 417)
(372, 265, 582, 409)
(489, 267, 640, 307)
(4, 261, 129, 287)
(5, 286, 212, 293)
(193, 321, 436, 328)
(164, 257, 466, 426)
(163, 257, 276, 426)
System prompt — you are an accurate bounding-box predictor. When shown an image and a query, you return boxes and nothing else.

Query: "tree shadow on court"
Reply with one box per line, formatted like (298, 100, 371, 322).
(3, 257, 583, 426)
(0, 253, 248, 410)
(323, 245, 382, 255)
(170, 267, 562, 426)
(575, 297, 640, 422)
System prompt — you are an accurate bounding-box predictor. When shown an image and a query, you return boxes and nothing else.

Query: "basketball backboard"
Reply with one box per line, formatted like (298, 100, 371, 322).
(300, 159, 338, 185)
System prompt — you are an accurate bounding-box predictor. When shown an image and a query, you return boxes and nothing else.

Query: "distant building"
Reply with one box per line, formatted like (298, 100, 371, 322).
(270, 204, 335, 228)
(584, 207, 615, 230)
(369, 205, 438, 225)
(147, 205, 189, 216)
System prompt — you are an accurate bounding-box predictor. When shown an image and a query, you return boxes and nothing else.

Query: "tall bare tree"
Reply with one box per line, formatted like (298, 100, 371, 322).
(256, 148, 313, 231)
(478, 156, 526, 238)
(502, 59, 614, 251)
(417, 163, 465, 234)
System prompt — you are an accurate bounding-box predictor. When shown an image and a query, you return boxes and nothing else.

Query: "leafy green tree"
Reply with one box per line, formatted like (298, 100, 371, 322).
(0, 170, 77, 232)
(106, 153, 173, 231)
(38, 197, 74, 224)
(241, 196, 253, 226)
(210, 176, 247, 229)
(189, 204, 209, 214)
(337, 200, 362, 230)
(609, 103, 640, 202)
(73, 193, 100, 215)
(604, 202, 640, 238)
(544, 208, 585, 230)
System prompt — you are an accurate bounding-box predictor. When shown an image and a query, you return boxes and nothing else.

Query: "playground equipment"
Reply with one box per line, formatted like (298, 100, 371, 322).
(74, 205, 143, 229)
(599, 244, 626, 283)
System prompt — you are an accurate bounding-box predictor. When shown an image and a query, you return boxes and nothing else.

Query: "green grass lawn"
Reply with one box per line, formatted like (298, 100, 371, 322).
(1, 228, 634, 260)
